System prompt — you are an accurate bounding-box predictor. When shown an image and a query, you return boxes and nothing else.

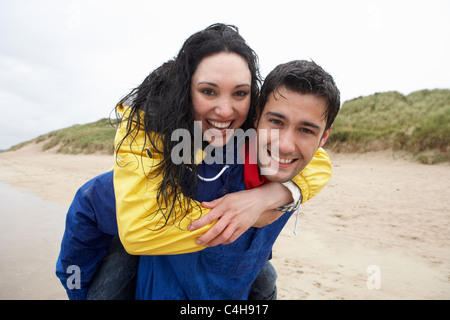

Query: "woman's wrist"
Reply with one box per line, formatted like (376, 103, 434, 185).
(275, 181, 302, 212)
(252, 182, 294, 211)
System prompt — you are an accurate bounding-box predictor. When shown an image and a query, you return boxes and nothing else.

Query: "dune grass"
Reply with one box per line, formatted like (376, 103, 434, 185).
(18, 118, 118, 155)
(327, 89, 450, 164)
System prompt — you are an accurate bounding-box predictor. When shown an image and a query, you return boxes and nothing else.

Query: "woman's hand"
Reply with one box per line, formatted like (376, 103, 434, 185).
(188, 182, 292, 247)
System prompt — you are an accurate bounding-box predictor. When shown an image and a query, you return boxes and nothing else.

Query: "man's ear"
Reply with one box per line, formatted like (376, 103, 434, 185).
(319, 127, 331, 148)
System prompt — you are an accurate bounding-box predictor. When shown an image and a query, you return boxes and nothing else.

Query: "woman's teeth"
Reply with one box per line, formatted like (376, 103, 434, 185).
(270, 153, 295, 164)
(208, 120, 232, 129)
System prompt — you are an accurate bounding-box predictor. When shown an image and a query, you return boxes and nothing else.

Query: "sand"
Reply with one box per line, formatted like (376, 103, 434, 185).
(0, 141, 449, 300)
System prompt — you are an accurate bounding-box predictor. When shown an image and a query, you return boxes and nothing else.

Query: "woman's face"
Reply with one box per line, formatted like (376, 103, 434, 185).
(191, 52, 252, 146)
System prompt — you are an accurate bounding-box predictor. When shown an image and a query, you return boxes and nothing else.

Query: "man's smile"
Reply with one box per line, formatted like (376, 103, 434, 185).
(267, 149, 298, 166)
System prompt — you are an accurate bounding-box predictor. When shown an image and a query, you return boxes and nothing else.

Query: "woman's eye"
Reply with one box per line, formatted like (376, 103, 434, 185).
(234, 90, 249, 98)
(201, 89, 215, 96)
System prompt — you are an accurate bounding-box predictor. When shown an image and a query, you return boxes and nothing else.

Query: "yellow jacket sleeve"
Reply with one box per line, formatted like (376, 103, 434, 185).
(113, 108, 213, 255)
(291, 147, 332, 204)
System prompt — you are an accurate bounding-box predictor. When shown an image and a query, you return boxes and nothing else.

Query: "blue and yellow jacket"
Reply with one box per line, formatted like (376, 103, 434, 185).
(56, 107, 331, 299)
(135, 155, 291, 299)
(114, 107, 331, 255)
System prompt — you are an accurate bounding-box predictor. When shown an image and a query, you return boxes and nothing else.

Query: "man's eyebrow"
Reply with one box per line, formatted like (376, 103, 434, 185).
(300, 121, 321, 130)
(264, 111, 321, 129)
(264, 111, 286, 119)
(196, 81, 250, 88)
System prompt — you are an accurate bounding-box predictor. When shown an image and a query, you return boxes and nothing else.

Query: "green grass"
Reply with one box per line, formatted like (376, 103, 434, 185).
(327, 89, 450, 163)
(9, 118, 118, 155)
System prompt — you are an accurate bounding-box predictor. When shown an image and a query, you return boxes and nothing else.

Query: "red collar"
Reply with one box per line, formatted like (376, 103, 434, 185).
(243, 139, 270, 189)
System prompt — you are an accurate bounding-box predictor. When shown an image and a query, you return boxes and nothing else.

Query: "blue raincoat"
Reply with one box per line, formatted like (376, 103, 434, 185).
(134, 158, 293, 299)
(56, 160, 293, 300)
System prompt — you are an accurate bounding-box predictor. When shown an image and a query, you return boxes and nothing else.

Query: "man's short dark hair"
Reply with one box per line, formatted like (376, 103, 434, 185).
(258, 60, 340, 131)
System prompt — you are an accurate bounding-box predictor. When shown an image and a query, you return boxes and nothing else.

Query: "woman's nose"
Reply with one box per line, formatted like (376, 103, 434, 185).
(215, 98, 233, 118)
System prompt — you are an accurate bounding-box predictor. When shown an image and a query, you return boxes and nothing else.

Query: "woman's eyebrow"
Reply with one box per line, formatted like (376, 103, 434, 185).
(196, 81, 250, 88)
(235, 83, 251, 88)
(197, 81, 218, 87)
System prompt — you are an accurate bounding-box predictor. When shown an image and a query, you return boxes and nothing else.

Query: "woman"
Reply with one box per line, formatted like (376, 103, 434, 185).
(113, 24, 331, 299)
(115, 26, 298, 255)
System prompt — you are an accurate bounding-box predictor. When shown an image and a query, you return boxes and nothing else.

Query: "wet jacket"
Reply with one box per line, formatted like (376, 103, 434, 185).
(114, 107, 332, 255)
(56, 107, 331, 299)
(135, 158, 293, 299)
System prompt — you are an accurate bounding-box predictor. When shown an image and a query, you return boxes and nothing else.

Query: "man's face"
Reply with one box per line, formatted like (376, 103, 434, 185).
(255, 86, 330, 183)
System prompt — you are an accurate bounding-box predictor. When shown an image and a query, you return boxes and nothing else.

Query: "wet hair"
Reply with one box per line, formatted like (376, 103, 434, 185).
(115, 23, 261, 228)
(258, 60, 340, 131)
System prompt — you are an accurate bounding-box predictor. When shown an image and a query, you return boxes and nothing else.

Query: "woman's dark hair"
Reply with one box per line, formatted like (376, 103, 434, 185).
(115, 23, 261, 228)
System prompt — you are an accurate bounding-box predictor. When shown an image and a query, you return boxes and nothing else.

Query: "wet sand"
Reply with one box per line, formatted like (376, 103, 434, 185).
(0, 181, 67, 299)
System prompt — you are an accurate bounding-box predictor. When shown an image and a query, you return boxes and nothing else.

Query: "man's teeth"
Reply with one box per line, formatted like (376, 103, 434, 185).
(270, 153, 295, 164)
(209, 120, 232, 129)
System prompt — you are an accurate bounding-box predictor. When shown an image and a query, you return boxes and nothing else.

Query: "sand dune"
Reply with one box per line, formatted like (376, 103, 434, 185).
(0, 142, 449, 299)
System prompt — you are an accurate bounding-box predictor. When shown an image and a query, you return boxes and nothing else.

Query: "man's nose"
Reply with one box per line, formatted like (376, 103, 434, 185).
(277, 129, 297, 155)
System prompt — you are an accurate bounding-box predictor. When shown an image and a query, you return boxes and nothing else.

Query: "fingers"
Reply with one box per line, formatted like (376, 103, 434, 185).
(195, 218, 231, 246)
(188, 197, 226, 230)
(187, 193, 254, 247)
(201, 199, 219, 209)
(207, 227, 243, 247)
(189, 214, 215, 231)
(188, 205, 221, 231)
(195, 216, 247, 248)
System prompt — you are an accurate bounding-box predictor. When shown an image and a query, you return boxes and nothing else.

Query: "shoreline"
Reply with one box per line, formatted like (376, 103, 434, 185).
(0, 143, 449, 299)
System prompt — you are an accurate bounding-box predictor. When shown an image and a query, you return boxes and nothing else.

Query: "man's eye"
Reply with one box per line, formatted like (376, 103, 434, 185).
(301, 128, 314, 134)
(269, 119, 283, 125)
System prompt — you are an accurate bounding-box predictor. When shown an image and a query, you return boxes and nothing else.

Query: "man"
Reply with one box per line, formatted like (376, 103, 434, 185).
(190, 59, 340, 243)
(184, 59, 340, 299)
(56, 59, 340, 300)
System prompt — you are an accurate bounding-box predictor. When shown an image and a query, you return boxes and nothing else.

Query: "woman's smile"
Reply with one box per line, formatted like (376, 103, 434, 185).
(206, 119, 233, 130)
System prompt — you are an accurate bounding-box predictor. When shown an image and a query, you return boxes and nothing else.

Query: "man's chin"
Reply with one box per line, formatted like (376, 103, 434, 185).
(261, 172, 293, 184)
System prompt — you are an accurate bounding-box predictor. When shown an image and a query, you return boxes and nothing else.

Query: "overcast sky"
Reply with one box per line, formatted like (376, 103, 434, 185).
(1, 0, 449, 150)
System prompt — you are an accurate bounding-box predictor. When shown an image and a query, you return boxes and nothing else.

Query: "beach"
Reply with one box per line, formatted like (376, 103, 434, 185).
(0, 142, 449, 299)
